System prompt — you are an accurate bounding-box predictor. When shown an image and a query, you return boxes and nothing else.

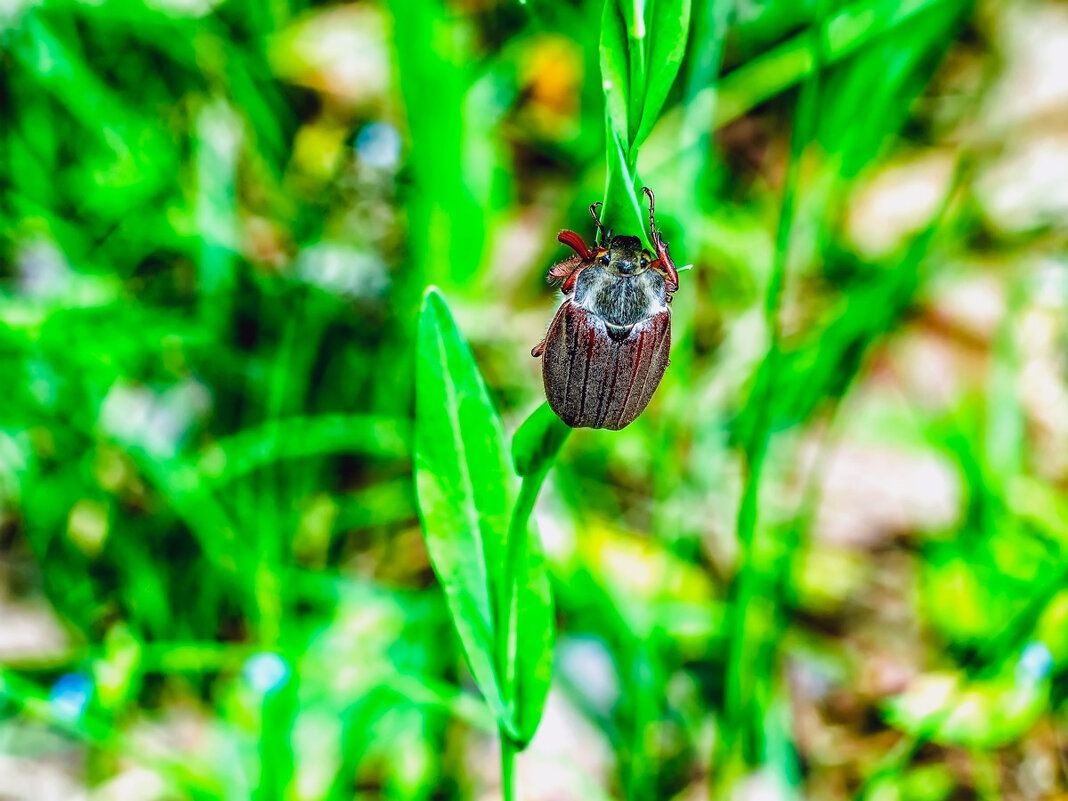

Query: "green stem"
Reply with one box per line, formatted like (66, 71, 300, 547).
(494, 403, 570, 763)
(500, 728, 517, 801)
(721, 0, 826, 778)
(497, 466, 555, 708)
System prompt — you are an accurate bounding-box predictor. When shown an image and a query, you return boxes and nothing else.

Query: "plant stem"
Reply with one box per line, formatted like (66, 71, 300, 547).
(500, 729, 517, 801)
(498, 467, 555, 707)
(721, 0, 826, 778)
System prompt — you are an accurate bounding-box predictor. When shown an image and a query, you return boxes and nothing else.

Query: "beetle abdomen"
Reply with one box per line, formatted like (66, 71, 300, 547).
(541, 300, 670, 430)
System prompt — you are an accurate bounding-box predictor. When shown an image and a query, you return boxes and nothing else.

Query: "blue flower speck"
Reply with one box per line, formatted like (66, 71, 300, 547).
(242, 652, 290, 695)
(50, 673, 92, 722)
(1016, 640, 1054, 686)
(356, 122, 401, 170)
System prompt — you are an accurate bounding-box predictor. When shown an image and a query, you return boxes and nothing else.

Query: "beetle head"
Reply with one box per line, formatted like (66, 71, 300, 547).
(596, 235, 655, 276)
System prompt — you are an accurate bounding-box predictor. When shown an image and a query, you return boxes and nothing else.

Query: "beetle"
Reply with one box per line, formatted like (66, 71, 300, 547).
(531, 187, 680, 430)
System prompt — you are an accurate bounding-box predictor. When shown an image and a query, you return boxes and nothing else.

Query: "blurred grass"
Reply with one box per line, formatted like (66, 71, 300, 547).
(4, 0, 1068, 799)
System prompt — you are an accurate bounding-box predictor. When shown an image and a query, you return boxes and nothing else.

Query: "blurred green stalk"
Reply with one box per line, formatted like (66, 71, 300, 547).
(720, 0, 826, 784)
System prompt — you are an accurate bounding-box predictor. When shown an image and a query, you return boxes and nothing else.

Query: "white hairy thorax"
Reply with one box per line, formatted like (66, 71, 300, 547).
(572, 265, 668, 331)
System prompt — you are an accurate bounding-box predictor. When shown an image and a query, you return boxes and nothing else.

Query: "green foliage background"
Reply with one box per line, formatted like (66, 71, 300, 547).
(2, 0, 1068, 798)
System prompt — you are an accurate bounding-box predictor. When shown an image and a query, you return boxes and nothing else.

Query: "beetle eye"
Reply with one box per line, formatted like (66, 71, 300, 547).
(640, 257, 649, 267)
(599, 253, 610, 265)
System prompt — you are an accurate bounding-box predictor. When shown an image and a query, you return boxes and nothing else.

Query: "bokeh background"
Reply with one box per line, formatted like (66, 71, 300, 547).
(3, 0, 1068, 798)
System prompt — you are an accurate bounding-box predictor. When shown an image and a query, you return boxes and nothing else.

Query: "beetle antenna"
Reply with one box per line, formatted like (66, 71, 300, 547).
(642, 187, 657, 238)
(589, 202, 609, 244)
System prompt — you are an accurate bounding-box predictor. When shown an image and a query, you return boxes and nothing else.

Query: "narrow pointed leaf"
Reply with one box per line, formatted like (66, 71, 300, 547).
(415, 288, 556, 748)
(634, 0, 693, 148)
(414, 288, 513, 731)
(600, 0, 632, 151)
(605, 128, 650, 244)
(511, 403, 571, 478)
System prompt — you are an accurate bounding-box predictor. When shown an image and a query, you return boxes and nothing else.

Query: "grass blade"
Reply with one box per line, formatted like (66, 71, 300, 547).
(634, 0, 693, 147)
(600, 0, 633, 155)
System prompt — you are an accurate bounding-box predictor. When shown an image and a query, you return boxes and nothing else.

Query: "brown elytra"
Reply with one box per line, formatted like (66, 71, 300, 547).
(541, 300, 670, 430)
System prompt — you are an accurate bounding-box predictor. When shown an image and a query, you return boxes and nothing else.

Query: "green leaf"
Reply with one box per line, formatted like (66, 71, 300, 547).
(604, 127, 650, 243)
(511, 403, 571, 478)
(634, 0, 693, 149)
(624, 0, 649, 143)
(600, 0, 632, 151)
(414, 288, 555, 747)
(415, 288, 514, 732)
(600, 0, 687, 241)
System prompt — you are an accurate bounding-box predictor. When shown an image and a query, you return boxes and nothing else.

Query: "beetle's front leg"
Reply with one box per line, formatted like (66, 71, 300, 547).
(642, 187, 679, 300)
(651, 239, 679, 301)
(546, 253, 588, 297)
(589, 202, 610, 245)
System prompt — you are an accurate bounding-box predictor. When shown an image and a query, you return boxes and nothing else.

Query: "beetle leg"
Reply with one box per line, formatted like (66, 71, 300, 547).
(547, 254, 582, 281)
(643, 186, 657, 228)
(643, 187, 680, 301)
(547, 253, 587, 295)
(649, 259, 679, 302)
(589, 202, 609, 244)
(648, 250, 679, 298)
(560, 266, 585, 294)
(659, 254, 679, 299)
(553, 233, 595, 295)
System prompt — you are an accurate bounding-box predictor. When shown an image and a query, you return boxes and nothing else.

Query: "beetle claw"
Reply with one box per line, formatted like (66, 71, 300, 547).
(589, 202, 609, 244)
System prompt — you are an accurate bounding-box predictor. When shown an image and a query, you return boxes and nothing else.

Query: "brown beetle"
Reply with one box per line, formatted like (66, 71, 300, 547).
(532, 187, 679, 430)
